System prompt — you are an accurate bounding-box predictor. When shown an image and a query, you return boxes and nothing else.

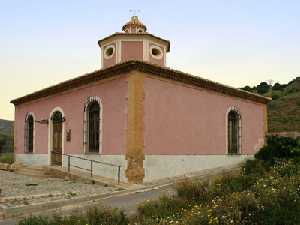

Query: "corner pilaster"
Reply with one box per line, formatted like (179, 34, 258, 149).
(125, 71, 145, 183)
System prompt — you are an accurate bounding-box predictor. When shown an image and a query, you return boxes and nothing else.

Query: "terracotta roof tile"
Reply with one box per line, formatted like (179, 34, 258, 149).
(11, 61, 271, 105)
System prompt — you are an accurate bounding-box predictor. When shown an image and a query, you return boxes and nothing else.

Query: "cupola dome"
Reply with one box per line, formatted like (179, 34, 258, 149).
(122, 16, 147, 33)
(98, 17, 170, 68)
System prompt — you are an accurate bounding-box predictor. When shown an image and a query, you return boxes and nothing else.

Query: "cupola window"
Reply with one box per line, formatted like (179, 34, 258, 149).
(104, 45, 115, 59)
(150, 46, 163, 59)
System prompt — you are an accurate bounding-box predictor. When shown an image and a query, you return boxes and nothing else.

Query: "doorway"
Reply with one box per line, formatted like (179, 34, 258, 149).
(51, 111, 63, 166)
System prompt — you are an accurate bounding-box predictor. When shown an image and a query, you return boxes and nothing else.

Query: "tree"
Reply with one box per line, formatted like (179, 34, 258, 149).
(0, 133, 6, 153)
(257, 82, 271, 94)
(241, 85, 253, 92)
(273, 82, 284, 91)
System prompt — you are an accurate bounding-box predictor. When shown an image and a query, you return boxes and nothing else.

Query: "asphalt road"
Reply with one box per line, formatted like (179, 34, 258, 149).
(0, 183, 176, 225)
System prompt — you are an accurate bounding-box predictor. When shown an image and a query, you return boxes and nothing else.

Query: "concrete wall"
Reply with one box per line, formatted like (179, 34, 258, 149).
(16, 154, 48, 166)
(16, 153, 127, 182)
(144, 155, 253, 182)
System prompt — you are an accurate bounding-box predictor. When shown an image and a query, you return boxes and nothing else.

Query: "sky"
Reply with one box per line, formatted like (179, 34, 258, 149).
(1, 0, 299, 120)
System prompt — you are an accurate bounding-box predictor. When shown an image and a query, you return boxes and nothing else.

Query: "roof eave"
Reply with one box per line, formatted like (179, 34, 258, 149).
(11, 61, 270, 106)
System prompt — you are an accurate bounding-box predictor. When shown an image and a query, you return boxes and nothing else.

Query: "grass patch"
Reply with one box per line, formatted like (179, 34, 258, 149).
(19, 207, 128, 225)
(0, 152, 14, 164)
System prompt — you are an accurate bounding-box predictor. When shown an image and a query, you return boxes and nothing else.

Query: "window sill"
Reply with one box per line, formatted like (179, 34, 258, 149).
(84, 152, 101, 155)
(227, 153, 242, 156)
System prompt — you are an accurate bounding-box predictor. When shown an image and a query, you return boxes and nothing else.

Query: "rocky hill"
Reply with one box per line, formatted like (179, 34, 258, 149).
(0, 119, 14, 153)
(242, 77, 300, 132)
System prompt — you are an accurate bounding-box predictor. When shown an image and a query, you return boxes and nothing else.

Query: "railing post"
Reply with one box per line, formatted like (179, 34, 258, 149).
(117, 166, 121, 184)
(67, 155, 70, 172)
(90, 160, 93, 177)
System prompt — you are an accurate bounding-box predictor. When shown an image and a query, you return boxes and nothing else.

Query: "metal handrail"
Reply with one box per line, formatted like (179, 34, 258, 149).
(51, 151, 122, 184)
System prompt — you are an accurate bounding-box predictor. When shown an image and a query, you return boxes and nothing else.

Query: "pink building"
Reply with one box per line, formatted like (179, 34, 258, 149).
(11, 17, 270, 183)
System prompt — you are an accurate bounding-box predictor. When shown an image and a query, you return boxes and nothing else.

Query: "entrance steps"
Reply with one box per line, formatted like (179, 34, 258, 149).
(14, 165, 49, 178)
(13, 164, 128, 189)
(43, 166, 127, 189)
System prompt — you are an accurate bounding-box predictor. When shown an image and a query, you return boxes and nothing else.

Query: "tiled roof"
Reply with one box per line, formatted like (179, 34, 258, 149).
(11, 61, 271, 105)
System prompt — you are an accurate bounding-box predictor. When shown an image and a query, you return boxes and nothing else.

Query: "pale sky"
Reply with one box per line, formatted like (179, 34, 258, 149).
(1, 0, 299, 120)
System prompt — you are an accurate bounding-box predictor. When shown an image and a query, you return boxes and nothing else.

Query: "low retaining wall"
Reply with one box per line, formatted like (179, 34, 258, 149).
(144, 154, 253, 182)
(16, 153, 253, 183)
(16, 154, 48, 166)
(269, 132, 300, 139)
(62, 155, 127, 182)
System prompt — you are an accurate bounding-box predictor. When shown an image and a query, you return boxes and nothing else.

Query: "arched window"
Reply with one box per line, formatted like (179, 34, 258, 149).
(227, 109, 241, 154)
(87, 100, 100, 153)
(25, 114, 34, 153)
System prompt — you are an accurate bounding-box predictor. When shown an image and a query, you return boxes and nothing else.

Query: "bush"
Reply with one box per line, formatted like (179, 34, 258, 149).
(242, 159, 269, 176)
(19, 207, 129, 225)
(271, 92, 280, 100)
(176, 179, 211, 203)
(0, 153, 14, 164)
(210, 173, 256, 196)
(137, 196, 187, 221)
(255, 135, 300, 162)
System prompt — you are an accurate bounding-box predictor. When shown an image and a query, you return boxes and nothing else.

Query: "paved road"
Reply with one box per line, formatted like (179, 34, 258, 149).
(0, 183, 176, 225)
(102, 184, 176, 215)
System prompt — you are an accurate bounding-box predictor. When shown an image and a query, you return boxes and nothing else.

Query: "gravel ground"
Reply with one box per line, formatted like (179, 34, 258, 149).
(0, 170, 116, 205)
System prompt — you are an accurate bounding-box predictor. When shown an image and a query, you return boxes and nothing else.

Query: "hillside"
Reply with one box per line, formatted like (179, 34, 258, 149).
(0, 119, 14, 153)
(242, 77, 300, 132)
(0, 119, 13, 136)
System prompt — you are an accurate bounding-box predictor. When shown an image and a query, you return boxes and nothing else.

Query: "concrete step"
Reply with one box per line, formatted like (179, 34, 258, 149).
(14, 166, 49, 178)
(43, 166, 128, 189)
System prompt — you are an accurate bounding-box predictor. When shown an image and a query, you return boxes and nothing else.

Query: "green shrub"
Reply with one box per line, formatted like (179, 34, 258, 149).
(271, 92, 280, 100)
(176, 179, 211, 203)
(137, 196, 187, 221)
(19, 207, 129, 225)
(251, 174, 300, 225)
(18, 216, 50, 225)
(242, 159, 269, 176)
(210, 173, 256, 196)
(0, 152, 14, 164)
(255, 135, 300, 162)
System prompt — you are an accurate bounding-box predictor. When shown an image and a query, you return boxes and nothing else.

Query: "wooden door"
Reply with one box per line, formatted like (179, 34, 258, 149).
(51, 111, 63, 166)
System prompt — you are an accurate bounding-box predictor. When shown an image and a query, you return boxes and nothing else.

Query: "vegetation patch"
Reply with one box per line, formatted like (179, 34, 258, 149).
(18, 136, 300, 225)
(0, 152, 14, 164)
(241, 77, 300, 132)
(18, 208, 129, 225)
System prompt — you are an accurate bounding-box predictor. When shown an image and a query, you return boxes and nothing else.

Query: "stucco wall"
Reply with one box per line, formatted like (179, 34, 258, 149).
(14, 75, 128, 158)
(144, 155, 253, 182)
(121, 41, 143, 62)
(144, 75, 266, 155)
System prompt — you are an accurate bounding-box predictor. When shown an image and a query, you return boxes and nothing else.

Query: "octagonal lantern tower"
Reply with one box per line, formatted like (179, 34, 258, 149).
(98, 16, 170, 68)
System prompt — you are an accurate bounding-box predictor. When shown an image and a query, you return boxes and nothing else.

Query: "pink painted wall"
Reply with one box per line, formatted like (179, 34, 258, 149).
(14, 75, 128, 155)
(121, 41, 143, 62)
(144, 76, 266, 155)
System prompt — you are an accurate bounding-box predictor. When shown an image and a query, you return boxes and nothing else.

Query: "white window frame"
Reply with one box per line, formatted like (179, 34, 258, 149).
(24, 112, 36, 153)
(48, 107, 65, 166)
(226, 106, 242, 155)
(83, 96, 103, 154)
